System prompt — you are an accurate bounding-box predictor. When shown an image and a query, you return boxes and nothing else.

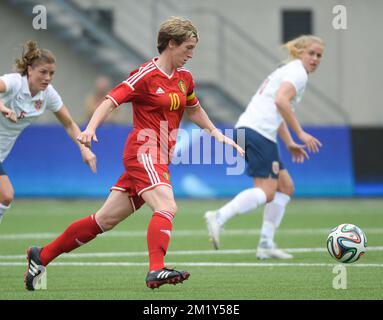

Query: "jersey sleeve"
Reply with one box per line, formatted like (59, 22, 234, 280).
(0, 73, 22, 97)
(46, 85, 63, 112)
(105, 81, 135, 108)
(185, 73, 199, 108)
(281, 63, 308, 93)
(106, 67, 145, 108)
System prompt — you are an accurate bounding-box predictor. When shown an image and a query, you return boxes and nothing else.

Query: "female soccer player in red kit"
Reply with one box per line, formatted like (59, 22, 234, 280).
(25, 16, 244, 290)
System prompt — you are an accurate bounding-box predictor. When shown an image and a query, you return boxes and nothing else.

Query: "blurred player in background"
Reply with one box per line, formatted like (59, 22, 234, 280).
(84, 75, 118, 123)
(0, 40, 97, 224)
(25, 16, 244, 290)
(205, 35, 324, 259)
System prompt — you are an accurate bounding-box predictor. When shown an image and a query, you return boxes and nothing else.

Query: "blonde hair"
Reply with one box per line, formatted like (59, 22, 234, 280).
(282, 35, 325, 61)
(157, 16, 198, 54)
(14, 40, 56, 76)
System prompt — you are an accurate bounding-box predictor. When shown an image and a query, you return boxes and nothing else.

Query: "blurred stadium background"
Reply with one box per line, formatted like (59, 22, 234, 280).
(0, 0, 382, 198)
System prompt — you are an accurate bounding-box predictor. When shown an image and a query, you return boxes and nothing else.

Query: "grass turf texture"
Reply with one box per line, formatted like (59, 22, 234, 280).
(0, 198, 382, 300)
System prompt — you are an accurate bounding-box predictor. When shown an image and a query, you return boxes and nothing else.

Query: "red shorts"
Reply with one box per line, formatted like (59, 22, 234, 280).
(110, 154, 172, 211)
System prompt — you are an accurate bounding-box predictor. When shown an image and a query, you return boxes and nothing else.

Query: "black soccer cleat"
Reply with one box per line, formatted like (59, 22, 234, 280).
(24, 246, 46, 291)
(145, 267, 190, 289)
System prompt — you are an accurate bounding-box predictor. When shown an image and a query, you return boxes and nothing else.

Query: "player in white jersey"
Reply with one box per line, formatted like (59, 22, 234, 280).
(205, 35, 324, 259)
(0, 40, 97, 224)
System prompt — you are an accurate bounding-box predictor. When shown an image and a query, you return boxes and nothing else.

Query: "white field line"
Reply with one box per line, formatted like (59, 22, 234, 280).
(1, 261, 383, 268)
(1, 228, 383, 240)
(1, 246, 383, 260)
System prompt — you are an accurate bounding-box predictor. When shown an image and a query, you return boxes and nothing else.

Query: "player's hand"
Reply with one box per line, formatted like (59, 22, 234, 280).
(298, 131, 322, 153)
(210, 128, 245, 157)
(81, 148, 97, 173)
(1, 105, 17, 123)
(226, 137, 245, 157)
(77, 129, 98, 148)
(287, 142, 309, 163)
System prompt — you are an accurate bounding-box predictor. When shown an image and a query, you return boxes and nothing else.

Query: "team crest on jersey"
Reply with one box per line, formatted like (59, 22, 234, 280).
(163, 172, 170, 181)
(34, 100, 42, 110)
(178, 80, 186, 94)
(17, 111, 26, 120)
(272, 161, 280, 175)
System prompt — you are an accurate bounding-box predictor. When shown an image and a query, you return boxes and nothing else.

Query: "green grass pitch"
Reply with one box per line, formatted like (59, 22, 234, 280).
(0, 198, 382, 300)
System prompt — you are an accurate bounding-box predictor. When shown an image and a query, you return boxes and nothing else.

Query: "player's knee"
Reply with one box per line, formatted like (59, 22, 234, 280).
(99, 221, 114, 232)
(96, 215, 118, 232)
(259, 186, 276, 203)
(265, 190, 277, 203)
(167, 201, 178, 216)
(158, 201, 178, 217)
(279, 181, 294, 197)
(0, 190, 14, 206)
(287, 183, 294, 197)
(257, 185, 277, 203)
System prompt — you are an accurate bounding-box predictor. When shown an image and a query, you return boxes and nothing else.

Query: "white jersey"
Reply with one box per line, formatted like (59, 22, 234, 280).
(0, 73, 63, 162)
(235, 59, 308, 142)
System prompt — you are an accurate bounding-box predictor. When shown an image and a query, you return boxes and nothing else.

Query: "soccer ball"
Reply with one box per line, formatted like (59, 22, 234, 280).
(326, 223, 367, 263)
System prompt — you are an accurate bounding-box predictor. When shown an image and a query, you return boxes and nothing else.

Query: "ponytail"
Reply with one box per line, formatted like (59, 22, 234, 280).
(14, 40, 56, 75)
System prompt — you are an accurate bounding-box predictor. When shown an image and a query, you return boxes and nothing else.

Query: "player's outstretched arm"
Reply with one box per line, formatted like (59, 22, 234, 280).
(185, 104, 245, 157)
(275, 82, 322, 153)
(278, 122, 308, 163)
(77, 98, 115, 148)
(0, 101, 17, 123)
(0, 79, 17, 123)
(54, 105, 97, 173)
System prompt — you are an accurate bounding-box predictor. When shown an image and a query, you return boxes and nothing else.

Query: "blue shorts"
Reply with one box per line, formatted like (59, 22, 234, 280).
(0, 162, 5, 176)
(234, 127, 284, 179)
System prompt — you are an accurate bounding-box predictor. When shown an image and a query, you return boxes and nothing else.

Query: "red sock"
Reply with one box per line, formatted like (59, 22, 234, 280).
(40, 214, 103, 266)
(147, 211, 174, 271)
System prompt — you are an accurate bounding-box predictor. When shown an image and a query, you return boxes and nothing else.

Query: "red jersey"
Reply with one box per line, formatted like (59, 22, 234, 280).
(106, 58, 199, 164)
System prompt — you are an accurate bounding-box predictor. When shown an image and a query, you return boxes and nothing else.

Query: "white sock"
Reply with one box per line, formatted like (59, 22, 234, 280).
(216, 188, 267, 226)
(259, 192, 290, 247)
(0, 203, 11, 224)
